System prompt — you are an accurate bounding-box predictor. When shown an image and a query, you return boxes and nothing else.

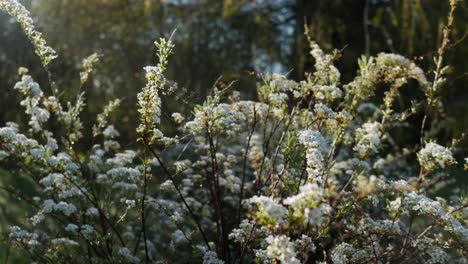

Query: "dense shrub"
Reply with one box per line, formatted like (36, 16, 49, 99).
(0, 0, 466, 263)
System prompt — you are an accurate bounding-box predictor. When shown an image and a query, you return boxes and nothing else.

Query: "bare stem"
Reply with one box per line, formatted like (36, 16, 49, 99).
(238, 104, 257, 225)
(140, 135, 211, 249)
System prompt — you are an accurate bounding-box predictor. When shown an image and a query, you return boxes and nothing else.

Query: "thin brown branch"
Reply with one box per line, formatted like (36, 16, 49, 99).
(237, 103, 257, 225)
(140, 134, 211, 249)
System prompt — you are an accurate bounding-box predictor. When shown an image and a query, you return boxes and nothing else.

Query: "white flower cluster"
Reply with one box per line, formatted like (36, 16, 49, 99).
(139, 66, 164, 126)
(103, 125, 120, 139)
(137, 38, 174, 134)
(9, 226, 41, 248)
(228, 220, 255, 244)
(0, 124, 41, 155)
(247, 196, 288, 227)
(42, 199, 77, 216)
(411, 238, 451, 264)
(268, 92, 288, 107)
(312, 84, 343, 102)
(331, 243, 355, 264)
(298, 130, 329, 183)
(39, 172, 84, 199)
(118, 247, 141, 263)
(0, 0, 58, 66)
(314, 102, 335, 119)
(417, 142, 456, 171)
(185, 101, 245, 137)
(284, 183, 331, 227)
(354, 174, 387, 196)
(345, 52, 429, 110)
(353, 121, 382, 157)
(257, 74, 299, 113)
(171, 112, 184, 124)
(51, 237, 79, 247)
(202, 250, 225, 264)
(42, 92, 85, 142)
(376, 53, 429, 90)
(14, 74, 50, 132)
(358, 217, 401, 236)
(265, 235, 300, 264)
(403, 192, 467, 239)
(295, 235, 316, 257)
(80, 53, 99, 84)
(93, 98, 121, 137)
(309, 40, 341, 85)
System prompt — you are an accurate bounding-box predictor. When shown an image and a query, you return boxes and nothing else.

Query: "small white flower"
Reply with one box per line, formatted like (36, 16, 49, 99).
(418, 142, 456, 171)
(85, 207, 99, 217)
(0, 127, 17, 141)
(51, 238, 79, 246)
(30, 148, 45, 159)
(125, 199, 136, 208)
(312, 85, 343, 101)
(80, 224, 94, 237)
(153, 128, 164, 138)
(354, 121, 382, 157)
(118, 247, 140, 263)
(172, 230, 187, 244)
(265, 235, 300, 264)
(389, 197, 402, 212)
(331, 243, 355, 264)
(55, 202, 77, 216)
(172, 112, 184, 124)
(298, 130, 329, 183)
(65, 224, 78, 232)
(247, 196, 288, 226)
(103, 125, 120, 139)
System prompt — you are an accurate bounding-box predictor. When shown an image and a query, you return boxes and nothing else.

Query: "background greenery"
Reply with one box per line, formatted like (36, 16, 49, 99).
(0, 0, 467, 262)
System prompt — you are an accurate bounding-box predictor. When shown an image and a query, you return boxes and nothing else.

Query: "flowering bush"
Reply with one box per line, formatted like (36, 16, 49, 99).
(0, 0, 466, 263)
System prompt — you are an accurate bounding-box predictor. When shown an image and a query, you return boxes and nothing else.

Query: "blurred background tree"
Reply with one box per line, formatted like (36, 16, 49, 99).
(0, 0, 466, 145)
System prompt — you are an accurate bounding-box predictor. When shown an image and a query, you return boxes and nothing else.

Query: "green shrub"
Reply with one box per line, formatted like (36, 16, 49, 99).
(0, 0, 466, 263)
